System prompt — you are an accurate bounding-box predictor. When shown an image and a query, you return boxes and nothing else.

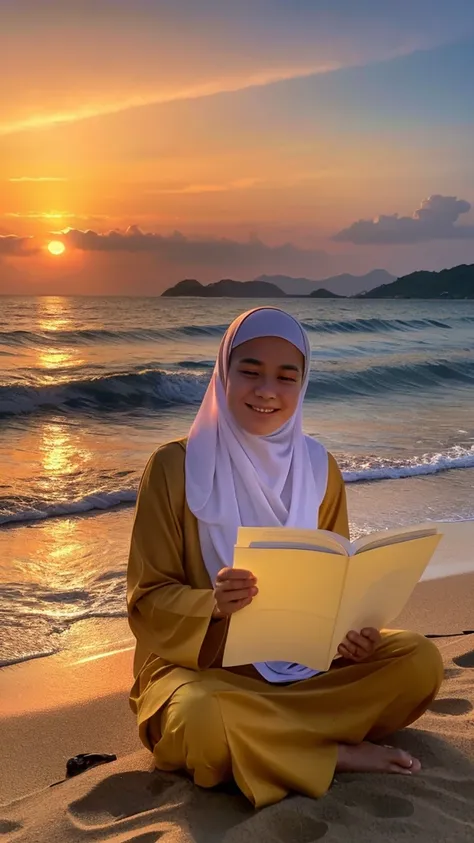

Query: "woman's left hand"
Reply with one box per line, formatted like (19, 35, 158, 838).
(337, 627, 381, 662)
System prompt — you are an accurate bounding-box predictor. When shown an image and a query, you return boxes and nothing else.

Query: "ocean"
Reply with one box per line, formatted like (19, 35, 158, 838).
(1, 295, 473, 667)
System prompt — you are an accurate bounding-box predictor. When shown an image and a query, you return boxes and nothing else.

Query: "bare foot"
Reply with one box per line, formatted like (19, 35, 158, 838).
(336, 741, 421, 775)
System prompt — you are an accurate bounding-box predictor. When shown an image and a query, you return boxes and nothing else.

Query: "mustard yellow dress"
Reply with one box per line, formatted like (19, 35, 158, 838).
(127, 439, 443, 808)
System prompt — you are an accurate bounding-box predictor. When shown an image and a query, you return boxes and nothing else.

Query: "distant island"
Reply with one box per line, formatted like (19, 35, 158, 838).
(357, 264, 474, 299)
(309, 288, 343, 298)
(162, 263, 474, 299)
(255, 270, 395, 297)
(161, 278, 286, 298)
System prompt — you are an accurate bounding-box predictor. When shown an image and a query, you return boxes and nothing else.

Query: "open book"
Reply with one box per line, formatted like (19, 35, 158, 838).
(222, 523, 443, 673)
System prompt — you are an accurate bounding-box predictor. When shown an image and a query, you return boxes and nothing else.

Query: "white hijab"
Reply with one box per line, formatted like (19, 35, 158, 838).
(185, 307, 329, 682)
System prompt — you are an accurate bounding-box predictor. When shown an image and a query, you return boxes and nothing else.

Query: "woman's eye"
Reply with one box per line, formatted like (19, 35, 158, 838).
(279, 376, 297, 382)
(240, 369, 258, 376)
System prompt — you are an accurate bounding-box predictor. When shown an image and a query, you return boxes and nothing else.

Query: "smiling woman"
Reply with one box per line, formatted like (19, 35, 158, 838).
(47, 240, 66, 256)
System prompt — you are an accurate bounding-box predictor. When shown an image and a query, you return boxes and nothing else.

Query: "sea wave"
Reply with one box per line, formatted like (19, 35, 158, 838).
(305, 357, 474, 399)
(0, 324, 229, 348)
(0, 368, 208, 416)
(0, 488, 137, 526)
(0, 649, 60, 668)
(302, 316, 460, 334)
(341, 447, 474, 482)
(1, 447, 473, 526)
(1, 315, 473, 348)
(1, 356, 474, 418)
(0, 601, 128, 667)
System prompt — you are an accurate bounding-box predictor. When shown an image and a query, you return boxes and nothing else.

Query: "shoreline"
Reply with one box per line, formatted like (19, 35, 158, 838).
(2, 511, 474, 671)
(2, 463, 474, 530)
(2, 566, 474, 672)
(1, 567, 473, 723)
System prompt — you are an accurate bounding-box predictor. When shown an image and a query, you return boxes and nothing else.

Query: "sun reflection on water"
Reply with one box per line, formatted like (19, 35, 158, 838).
(37, 296, 74, 333)
(41, 422, 75, 477)
(34, 297, 85, 381)
(32, 519, 85, 594)
(38, 421, 93, 494)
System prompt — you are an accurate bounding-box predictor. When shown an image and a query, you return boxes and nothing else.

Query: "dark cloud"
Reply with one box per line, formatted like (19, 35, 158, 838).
(58, 225, 330, 274)
(333, 195, 474, 245)
(0, 234, 38, 256)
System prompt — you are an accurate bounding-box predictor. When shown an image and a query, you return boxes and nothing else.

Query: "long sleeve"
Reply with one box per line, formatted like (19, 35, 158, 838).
(318, 452, 349, 539)
(127, 443, 227, 673)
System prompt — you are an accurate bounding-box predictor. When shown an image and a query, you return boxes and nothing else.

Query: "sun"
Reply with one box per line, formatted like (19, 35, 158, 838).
(47, 240, 66, 256)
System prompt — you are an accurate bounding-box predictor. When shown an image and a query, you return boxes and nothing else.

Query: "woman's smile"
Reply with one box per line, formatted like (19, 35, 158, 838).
(246, 404, 278, 414)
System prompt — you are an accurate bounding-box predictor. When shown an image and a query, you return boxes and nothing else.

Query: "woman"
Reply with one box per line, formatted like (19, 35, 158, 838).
(127, 307, 443, 808)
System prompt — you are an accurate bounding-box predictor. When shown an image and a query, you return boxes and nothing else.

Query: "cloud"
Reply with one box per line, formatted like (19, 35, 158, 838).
(1, 224, 334, 283)
(0, 234, 38, 256)
(58, 225, 324, 264)
(333, 195, 474, 244)
(0, 65, 339, 137)
(8, 176, 68, 182)
(146, 178, 261, 195)
(3, 212, 110, 225)
(5, 211, 76, 220)
(4, 1, 471, 136)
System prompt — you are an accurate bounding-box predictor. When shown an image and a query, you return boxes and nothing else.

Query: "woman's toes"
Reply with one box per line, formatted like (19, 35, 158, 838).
(408, 756, 421, 773)
(336, 742, 421, 775)
(388, 762, 414, 775)
(389, 748, 421, 773)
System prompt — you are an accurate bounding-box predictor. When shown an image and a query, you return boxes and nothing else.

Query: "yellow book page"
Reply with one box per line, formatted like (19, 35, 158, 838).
(352, 522, 438, 555)
(236, 526, 350, 555)
(329, 533, 443, 660)
(223, 546, 348, 673)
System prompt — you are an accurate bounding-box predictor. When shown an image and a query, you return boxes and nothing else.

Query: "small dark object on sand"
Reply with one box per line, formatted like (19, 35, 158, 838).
(66, 752, 117, 778)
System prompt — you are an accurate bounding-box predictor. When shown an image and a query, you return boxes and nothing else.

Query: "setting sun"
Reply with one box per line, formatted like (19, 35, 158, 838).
(47, 240, 66, 256)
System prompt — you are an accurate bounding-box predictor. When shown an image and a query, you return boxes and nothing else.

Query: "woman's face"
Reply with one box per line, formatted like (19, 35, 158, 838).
(226, 335, 304, 435)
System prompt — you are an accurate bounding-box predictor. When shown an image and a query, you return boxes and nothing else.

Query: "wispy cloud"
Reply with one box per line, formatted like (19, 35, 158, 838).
(0, 64, 339, 137)
(2, 0, 472, 139)
(334, 195, 474, 245)
(146, 178, 261, 196)
(4, 211, 74, 220)
(3, 211, 109, 222)
(8, 176, 68, 183)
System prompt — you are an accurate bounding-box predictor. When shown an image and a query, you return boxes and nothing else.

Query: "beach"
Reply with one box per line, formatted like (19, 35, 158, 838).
(1, 572, 473, 842)
(1, 295, 473, 840)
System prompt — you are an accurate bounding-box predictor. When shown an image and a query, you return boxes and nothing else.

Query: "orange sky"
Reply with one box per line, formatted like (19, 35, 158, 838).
(1, 1, 474, 294)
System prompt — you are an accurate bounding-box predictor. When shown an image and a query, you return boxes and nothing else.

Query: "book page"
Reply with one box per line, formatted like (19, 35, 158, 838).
(236, 526, 350, 556)
(223, 545, 349, 672)
(352, 522, 438, 555)
(329, 533, 443, 661)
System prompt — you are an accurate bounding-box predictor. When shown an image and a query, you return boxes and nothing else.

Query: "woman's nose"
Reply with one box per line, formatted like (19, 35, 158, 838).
(254, 380, 277, 399)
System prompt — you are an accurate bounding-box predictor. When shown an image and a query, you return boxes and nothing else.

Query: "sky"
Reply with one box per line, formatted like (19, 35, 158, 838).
(1, 0, 474, 295)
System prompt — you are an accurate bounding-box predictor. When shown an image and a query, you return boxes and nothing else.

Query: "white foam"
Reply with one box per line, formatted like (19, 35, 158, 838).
(343, 449, 474, 483)
(0, 490, 138, 526)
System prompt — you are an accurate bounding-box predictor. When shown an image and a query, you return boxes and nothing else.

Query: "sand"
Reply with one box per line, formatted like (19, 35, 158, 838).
(1, 574, 473, 843)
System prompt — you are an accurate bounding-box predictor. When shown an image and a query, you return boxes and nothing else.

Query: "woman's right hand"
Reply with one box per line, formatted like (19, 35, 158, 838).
(212, 568, 258, 618)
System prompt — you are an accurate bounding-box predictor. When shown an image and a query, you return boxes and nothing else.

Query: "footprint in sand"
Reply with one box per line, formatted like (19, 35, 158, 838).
(261, 811, 328, 842)
(443, 667, 463, 678)
(453, 650, 474, 669)
(428, 698, 473, 716)
(69, 771, 177, 826)
(357, 793, 414, 819)
(0, 820, 22, 834)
